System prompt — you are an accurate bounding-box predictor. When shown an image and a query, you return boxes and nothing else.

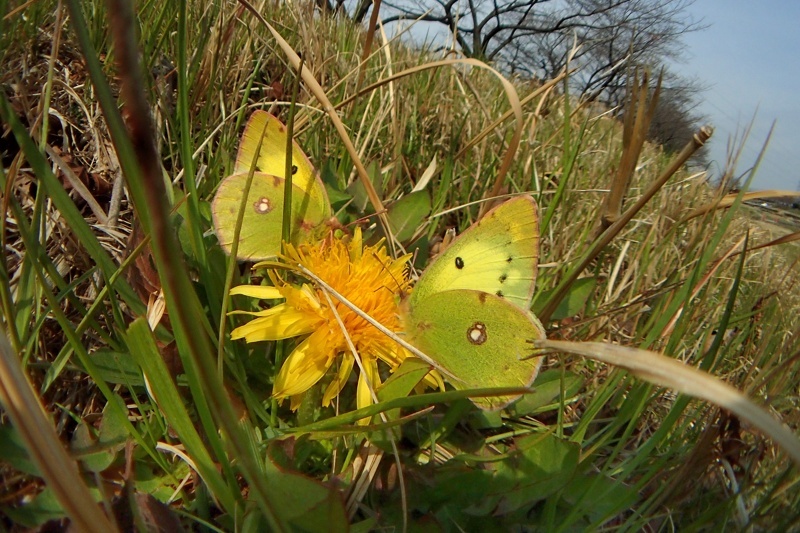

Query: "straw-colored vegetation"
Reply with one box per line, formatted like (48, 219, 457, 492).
(1, 0, 799, 530)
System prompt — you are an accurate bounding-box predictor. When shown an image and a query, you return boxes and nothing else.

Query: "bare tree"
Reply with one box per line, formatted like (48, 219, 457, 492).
(369, 0, 703, 107)
(647, 72, 708, 159)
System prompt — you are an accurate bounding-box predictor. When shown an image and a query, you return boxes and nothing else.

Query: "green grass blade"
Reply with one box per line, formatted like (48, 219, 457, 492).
(0, 330, 118, 533)
(126, 317, 238, 513)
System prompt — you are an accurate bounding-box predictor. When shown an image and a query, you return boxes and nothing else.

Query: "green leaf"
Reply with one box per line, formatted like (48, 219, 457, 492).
(561, 471, 640, 524)
(71, 395, 128, 473)
(346, 161, 383, 212)
(470, 409, 504, 429)
(71, 422, 108, 473)
(0, 424, 40, 476)
(533, 276, 596, 320)
(410, 234, 432, 270)
(492, 433, 580, 514)
(264, 443, 348, 531)
(327, 185, 353, 210)
(1, 487, 72, 527)
(320, 162, 352, 209)
(369, 358, 433, 448)
(86, 350, 145, 386)
(387, 191, 431, 242)
(509, 369, 583, 416)
(408, 433, 579, 528)
(133, 461, 191, 503)
(378, 358, 432, 407)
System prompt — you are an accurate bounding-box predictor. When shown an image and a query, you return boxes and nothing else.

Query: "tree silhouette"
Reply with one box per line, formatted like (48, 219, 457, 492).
(362, 0, 704, 107)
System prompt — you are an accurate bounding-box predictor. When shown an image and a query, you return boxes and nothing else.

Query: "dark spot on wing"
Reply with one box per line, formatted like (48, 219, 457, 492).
(506, 256, 513, 263)
(253, 197, 272, 214)
(467, 322, 487, 345)
(478, 292, 487, 303)
(455, 257, 465, 269)
(291, 165, 298, 175)
(499, 274, 507, 283)
(496, 290, 504, 298)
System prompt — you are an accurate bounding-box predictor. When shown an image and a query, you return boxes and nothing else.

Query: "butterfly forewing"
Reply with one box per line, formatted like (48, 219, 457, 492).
(409, 195, 539, 310)
(235, 111, 331, 219)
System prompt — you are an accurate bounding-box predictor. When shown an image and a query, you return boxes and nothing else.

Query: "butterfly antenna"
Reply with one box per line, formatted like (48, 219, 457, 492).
(369, 250, 407, 295)
(344, 207, 389, 230)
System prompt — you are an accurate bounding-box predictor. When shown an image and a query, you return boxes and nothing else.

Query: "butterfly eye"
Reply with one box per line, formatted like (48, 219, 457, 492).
(455, 257, 465, 269)
(467, 322, 487, 345)
(291, 165, 298, 175)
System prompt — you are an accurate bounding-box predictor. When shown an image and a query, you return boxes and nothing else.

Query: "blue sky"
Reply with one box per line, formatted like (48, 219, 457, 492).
(680, 0, 800, 190)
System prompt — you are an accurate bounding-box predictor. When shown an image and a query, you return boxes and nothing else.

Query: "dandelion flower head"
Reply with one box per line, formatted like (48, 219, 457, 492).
(229, 228, 442, 413)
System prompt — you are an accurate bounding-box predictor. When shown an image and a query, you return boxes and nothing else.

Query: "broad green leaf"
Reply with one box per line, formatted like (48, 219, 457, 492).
(387, 191, 431, 242)
(86, 350, 145, 386)
(0, 424, 40, 476)
(71, 395, 128, 473)
(320, 161, 352, 209)
(561, 471, 640, 523)
(410, 234, 431, 270)
(492, 433, 580, 514)
(509, 369, 583, 416)
(470, 409, 504, 429)
(346, 161, 383, 212)
(370, 358, 434, 447)
(264, 443, 348, 531)
(378, 358, 433, 407)
(1, 487, 72, 527)
(533, 276, 596, 320)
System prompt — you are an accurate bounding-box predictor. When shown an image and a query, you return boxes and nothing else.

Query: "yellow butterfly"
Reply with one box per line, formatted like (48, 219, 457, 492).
(212, 111, 331, 261)
(402, 196, 545, 410)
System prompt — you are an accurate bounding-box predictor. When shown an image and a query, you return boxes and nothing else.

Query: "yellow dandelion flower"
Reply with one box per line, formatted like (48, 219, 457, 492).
(229, 228, 442, 415)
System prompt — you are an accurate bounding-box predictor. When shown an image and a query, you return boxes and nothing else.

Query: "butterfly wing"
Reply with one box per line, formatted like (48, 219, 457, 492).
(211, 172, 329, 261)
(403, 289, 545, 410)
(235, 111, 331, 220)
(410, 196, 539, 310)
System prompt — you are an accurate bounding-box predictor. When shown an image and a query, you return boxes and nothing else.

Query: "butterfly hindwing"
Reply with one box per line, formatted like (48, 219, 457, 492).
(404, 289, 545, 411)
(211, 172, 328, 261)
